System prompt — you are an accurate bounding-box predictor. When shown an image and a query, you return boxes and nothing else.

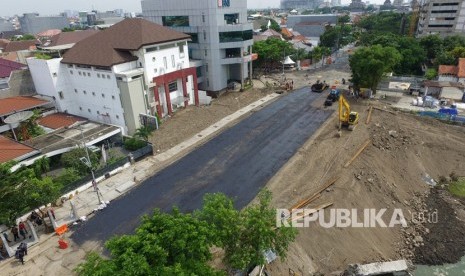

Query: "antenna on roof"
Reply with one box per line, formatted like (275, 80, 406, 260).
(4, 110, 34, 141)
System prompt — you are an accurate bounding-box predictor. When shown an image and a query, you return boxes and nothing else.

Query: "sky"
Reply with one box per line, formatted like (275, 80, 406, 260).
(1, 0, 368, 17)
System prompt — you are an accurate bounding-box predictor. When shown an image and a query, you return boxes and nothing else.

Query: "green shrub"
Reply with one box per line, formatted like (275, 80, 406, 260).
(124, 137, 147, 151)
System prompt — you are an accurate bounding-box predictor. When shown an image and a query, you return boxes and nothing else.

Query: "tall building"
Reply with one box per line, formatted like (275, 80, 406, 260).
(142, 0, 253, 93)
(0, 18, 14, 32)
(27, 19, 199, 135)
(19, 13, 69, 34)
(417, 0, 465, 36)
(281, 0, 325, 9)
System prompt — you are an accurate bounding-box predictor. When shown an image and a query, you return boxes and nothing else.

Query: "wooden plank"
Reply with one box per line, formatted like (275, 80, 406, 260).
(344, 139, 371, 168)
(290, 202, 334, 222)
(373, 106, 396, 115)
(366, 106, 373, 124)
(289, 176, 339, 212)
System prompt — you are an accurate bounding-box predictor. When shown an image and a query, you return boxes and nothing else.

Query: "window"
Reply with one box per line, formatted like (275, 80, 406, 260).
(70, 70, 73, 74)
(205, 49, 208, 57)
(202, 14, 205, 23)
(94, 66, 111, 71)
(78, 71, 82, 76)
(97, 73, 100, 78)
(102, 93, 105, 98)
(203, 30, 207, 40)
(219, 30, 253, 43)
(97, 111, 100, 115)
(107, 75, 110, 79)
(88, 108, 91, 113)
(221, 0, 230, 7)
(67, 64, 73, 68)
(152, 57, 156, 62)
(224, 13, 239, 24)
(159, 43, 175, 50)
(154, 68, 158, 74)
(179, 43, 184, 53)
(87, 72, 91, 76)
(58, 91, 64, 99)
(171, 55, 175, 68)
(163, 57, 167, 69)
(186, 33, 198, 43)
(196, 66, 202, 77)
(79, 107, 82, 111)
(146, 46, 157, 52)
(205, 64, 208, 73)
(116, 115, 119, 119)
(168, 81, 177, 92)
(77, 64, 91, 69)
(83, 90, 87, 95)
(74, 89, 78, 93)
(112, 95, 115, 100)
(92, 92, 96, 96)
(162, 16, 189, 27)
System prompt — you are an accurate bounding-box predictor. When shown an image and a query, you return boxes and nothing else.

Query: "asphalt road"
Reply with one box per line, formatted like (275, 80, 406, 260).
(71, 87, 333, 244)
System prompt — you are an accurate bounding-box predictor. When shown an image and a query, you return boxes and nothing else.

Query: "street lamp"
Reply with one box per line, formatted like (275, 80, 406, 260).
(79, 126, 104, 205)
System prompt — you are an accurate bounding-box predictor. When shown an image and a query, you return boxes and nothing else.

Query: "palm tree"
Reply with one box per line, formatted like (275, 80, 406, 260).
(134, 126, 154, 141)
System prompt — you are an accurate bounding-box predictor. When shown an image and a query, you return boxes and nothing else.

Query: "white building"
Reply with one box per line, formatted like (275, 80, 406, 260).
(142, 0, 254, 94)
(27, 18, 200, 135)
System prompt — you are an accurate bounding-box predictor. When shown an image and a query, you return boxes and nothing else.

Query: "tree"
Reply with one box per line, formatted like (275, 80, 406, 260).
(394, 37, 426, 75)
(420, 34, 443, 60)
(449, 46, 465, 59)
(291, 48, 308, 62)
(350, 45, 401, 93)
(253, 38, 295, 71)
(33, 156, 50, 178)
(197, 190, 297, 270)
(338, 14, 351, 24)
(61, 148, 99, 175)
(75, 208, 223, 276)
(11, 34, 35, 41)
(425, 68, 437, 80)
(134, 125, 154, 141)
(0, 162, 62, 226)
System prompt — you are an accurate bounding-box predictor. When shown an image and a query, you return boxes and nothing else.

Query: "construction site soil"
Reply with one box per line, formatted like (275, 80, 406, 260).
(265, 97, 465, 275)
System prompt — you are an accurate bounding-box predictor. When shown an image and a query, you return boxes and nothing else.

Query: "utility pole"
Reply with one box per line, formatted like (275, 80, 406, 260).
(79, 125, 103, 205)
(282, 47, 285, 82)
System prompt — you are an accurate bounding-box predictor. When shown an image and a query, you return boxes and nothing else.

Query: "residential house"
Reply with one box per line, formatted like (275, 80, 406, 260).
(0, 58, 27, 90)
(438, 58, 465, 83)
(27, 18, 199, 135)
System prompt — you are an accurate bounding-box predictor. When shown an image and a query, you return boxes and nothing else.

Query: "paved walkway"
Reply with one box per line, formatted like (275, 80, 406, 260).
(0, 93, 280, 275)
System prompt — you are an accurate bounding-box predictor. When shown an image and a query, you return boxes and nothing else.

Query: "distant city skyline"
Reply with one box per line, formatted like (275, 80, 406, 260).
(1, 0, 384, 17)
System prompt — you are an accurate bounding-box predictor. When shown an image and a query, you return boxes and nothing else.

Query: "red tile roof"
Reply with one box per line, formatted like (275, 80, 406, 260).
(0, 96, 49, 116)
(4, 40, 38, 52)
(438, 65, 458, 75)
(38, 113, 86, 129)
(62, 18, 190, 67)
(0, 58, 26, 78)
(281, 27, 293, 38)
(0, 135, 37, 163)
(37, 29, 61, 37)
(458, 58, 465, 78)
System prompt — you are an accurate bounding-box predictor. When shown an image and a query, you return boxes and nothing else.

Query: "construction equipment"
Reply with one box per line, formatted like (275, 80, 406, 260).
(324, 86, 340, 106)
(311, 81, 329, 93)
(338, 94, 359, 135)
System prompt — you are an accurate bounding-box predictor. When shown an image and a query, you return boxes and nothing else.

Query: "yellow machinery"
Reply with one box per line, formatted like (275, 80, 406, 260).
(338, 94, 359, 133)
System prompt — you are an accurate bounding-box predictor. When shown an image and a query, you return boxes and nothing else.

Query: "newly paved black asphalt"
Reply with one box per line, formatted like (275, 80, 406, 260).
(71, 87, 333, 244)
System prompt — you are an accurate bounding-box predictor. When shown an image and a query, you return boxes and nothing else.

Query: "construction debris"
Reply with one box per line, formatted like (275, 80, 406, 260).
(344, 140, 371, 168)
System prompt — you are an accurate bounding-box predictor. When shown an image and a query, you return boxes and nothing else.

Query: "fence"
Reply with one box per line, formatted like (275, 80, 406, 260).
(418, 111, 465, 125)
(61, 143, 153, 194)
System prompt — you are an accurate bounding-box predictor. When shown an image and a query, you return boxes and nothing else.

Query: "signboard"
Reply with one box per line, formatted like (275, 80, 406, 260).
(219, 0, 230, 7)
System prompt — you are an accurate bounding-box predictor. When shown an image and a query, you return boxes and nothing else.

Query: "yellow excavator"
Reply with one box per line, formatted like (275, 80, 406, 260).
(338, 94, 359, 136)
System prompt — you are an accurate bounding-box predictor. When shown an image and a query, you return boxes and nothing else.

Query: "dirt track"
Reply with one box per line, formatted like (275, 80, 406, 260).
(265, 96, 465, 274)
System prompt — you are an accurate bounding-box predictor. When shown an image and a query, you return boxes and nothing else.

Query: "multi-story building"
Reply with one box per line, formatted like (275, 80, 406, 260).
(281, 0, 325, 9)
(19, 13, 69, 35)
(418, 0, 465, 36)
(27, 18, 200, 135)
(142, 0, 253, 94)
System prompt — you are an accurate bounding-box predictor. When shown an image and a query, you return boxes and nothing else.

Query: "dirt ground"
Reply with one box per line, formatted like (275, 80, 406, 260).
(264, 95, 465, 275)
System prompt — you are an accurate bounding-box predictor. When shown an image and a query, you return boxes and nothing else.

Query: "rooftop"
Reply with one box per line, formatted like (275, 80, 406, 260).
(40, 29, 99, 49)
(0, 96, 50, 117)
(24, 121, 121, 156)
(37, 113, 87, 130)
(0, 135, 38, 163)
(438, 65, 457, 75)
(458, 58, 465, 78)
(61, 18, 190, 67)
(3, 39, 38, 52)
(0, 58, 26, 78)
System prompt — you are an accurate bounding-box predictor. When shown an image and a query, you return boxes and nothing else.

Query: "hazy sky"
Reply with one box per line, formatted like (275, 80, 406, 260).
(2, 0, 364, 17)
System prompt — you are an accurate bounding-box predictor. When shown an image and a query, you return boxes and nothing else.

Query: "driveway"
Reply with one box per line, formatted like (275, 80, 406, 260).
(71, 87, 333, 244)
